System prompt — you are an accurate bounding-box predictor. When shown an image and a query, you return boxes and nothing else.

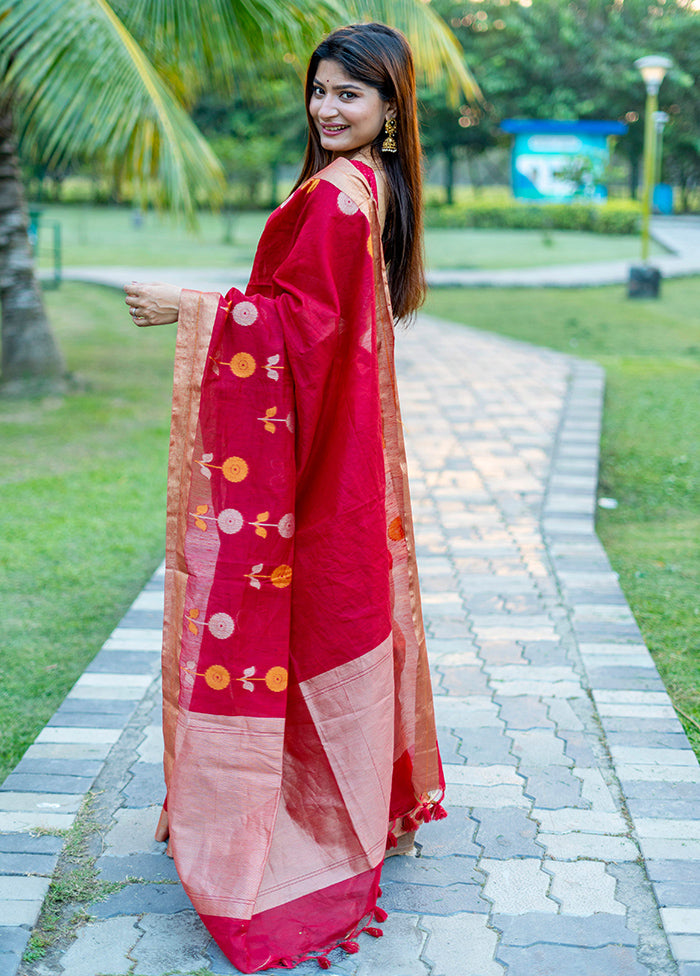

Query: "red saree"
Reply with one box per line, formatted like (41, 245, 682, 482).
(159, 156, 444, 972)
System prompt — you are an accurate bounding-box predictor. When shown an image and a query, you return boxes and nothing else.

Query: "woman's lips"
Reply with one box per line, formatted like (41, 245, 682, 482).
(321, 124, 349, 135)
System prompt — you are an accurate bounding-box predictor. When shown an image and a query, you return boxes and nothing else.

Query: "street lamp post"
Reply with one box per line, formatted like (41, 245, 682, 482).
(633, 56, 672, 276)
(653, 111, 669, 186)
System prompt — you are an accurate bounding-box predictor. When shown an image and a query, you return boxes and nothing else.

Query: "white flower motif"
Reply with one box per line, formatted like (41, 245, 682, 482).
(198, 452, 214, 479)
(266, 354, 281, 381)
(217, 508, 244, 534)
(248, 563, 264, 589)
(232, 301, 258, 326)
(278, 513, 295, 539)
(208, 612, 234, 639)
(285, 412, 295, 433)
(337, 191, 359, 215)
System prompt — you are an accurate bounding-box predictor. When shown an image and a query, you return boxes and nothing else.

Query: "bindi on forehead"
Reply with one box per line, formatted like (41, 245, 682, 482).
(315, 76, 364, 91)
(315, 61, 367, 91)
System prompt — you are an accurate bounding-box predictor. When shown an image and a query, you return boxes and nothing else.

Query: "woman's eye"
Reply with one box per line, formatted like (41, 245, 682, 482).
(340, 91, 357, 100)
(312, 86, 324, 97)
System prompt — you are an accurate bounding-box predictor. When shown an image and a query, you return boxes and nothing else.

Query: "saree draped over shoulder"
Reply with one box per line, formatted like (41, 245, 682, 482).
(160, 156, 444, 972)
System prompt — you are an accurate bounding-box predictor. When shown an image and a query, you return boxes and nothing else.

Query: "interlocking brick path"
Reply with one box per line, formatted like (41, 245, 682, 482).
(2, 312, 700, 976)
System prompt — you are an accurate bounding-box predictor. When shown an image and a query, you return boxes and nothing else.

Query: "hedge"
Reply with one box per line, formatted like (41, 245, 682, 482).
(425, 198, 641, 235)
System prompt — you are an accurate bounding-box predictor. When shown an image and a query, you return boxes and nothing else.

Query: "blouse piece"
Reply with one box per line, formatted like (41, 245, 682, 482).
(159, 156, 444, 972)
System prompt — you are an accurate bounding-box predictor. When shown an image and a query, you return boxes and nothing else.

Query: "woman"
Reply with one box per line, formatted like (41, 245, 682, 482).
(125, 22, 444, 973)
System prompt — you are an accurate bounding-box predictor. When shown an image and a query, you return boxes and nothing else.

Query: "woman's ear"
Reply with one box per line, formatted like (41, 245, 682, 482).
(385, 100, 397, 121)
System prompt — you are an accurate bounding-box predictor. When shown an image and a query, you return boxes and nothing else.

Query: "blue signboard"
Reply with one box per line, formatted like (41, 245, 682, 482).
(501, 120, 628, 202)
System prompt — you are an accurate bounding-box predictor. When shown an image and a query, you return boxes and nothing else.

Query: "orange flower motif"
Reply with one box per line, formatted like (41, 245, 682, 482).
(265, 666, 288, 692)
(271, 564, 293, 588)
(388, 516, 405, 541)
(222, 456, 249, 483)
(205, 664, 231, 690)
(231, 352, 256, 378)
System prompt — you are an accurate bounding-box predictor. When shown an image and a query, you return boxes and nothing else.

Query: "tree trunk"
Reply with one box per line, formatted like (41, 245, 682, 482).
(628, 154, 639, 201)
(269, 160, 280, 210)
(0, 92, 66, 391)
(444, 145, 455, 206)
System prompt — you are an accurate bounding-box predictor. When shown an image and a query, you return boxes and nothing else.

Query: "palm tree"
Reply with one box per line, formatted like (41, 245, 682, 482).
(0, 0, 479, 392)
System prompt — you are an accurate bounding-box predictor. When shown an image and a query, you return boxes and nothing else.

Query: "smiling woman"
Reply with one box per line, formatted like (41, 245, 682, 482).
(123, 22, 444, 974)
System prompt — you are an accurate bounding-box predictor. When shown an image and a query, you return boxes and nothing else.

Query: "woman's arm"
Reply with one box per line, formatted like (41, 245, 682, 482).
(124, 282, 182, 326)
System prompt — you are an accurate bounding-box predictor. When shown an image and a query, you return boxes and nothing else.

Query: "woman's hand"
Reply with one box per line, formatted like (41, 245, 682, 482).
(124, 282, 182, 327)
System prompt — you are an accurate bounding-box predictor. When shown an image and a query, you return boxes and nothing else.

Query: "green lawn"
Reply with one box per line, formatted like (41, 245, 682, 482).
(423, 226, 661, 269)
(0, 284, 175, 781)
(426, 280, 700, 754)
(33, 203, 661, 272)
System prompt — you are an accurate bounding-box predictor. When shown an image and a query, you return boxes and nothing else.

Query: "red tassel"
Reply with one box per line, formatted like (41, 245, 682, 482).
(432, 803, 448, 821)
(386, 831, 398, 849)
(340, 941, 359, 954)
(318, 956, 332, 970)
(377, 886, 383, 898)
(364, 926, 383, 938)
(420, 804, 433, 823)
(402, 815, 419, 832)
(374, 906, 388, 923)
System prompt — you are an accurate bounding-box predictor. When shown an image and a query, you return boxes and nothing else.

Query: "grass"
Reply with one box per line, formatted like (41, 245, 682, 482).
(22, 794, 123, 963)
(0, 282, 175, 782)
(426, 278, 700, 754)
(33, 203, 661, 273)
(423, 227, 661, 270)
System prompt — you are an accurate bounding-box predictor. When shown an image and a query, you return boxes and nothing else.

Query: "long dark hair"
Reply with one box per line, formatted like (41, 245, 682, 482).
(294, 23, 425, 321)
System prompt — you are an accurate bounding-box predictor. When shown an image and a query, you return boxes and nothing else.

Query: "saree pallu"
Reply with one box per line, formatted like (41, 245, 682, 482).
(159, 157, 444, 972)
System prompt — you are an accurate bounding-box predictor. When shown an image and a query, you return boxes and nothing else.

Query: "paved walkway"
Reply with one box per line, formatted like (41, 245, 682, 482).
(3, 302, 700, 976)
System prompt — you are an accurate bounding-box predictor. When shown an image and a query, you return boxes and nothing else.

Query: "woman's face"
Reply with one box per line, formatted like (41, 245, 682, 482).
(309, 59, 395, 158)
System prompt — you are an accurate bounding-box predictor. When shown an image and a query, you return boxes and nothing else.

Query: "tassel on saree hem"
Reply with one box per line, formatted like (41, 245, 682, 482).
(385, 789, 447, 853)
(276, 900, 384, 970)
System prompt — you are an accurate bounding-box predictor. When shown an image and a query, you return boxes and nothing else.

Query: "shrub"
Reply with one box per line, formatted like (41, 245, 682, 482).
(425, 197, 641, 234)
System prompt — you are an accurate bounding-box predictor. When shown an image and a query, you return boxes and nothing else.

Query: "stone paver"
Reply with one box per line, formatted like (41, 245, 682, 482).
(5, 256, 700, 974)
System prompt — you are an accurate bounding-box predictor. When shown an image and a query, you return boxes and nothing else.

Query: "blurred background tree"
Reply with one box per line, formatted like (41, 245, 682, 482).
(430, 0, 699, 203)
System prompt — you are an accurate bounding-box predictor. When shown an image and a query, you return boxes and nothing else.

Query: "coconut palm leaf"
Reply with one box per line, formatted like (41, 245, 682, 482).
(0, 0, 227, 216)
(113, 0, 342, 98)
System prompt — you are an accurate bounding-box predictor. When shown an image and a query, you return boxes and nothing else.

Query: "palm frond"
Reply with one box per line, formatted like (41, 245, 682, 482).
(113, 0, 342, 95)
(0, 0, 226, 216)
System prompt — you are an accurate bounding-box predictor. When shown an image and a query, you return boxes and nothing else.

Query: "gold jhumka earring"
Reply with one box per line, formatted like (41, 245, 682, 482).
(381, 117, 397, 153)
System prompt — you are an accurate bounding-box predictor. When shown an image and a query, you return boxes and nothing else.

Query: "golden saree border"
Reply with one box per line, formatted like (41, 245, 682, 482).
(162, 290, 221, 790)
(169, 710, 285, 919)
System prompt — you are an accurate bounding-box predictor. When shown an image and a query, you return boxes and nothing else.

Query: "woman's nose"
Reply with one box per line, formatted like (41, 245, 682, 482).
(318, 95, 339, 118)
